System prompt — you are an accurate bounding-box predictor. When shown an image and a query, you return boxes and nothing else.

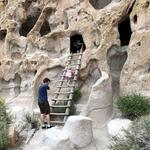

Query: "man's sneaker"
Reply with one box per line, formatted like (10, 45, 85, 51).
(46, 124, 53, 129)
(42, 124, 46, 129)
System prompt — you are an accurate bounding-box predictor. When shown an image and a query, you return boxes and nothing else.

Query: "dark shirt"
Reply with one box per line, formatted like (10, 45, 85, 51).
(38, 84, 49, 102)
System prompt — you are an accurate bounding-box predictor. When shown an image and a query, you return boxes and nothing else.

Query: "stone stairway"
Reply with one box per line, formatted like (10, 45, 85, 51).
(50, 52, 82, 125)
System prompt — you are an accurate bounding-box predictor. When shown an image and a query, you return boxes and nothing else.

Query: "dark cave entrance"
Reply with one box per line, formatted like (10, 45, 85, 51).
(109, 15, 132, 101)
(118, 16, 132, 46)
(19, 15, 51, 37)
(70, 34, 86, 53)
(89, 0, 112, 10)
(0, 29, 7, 40)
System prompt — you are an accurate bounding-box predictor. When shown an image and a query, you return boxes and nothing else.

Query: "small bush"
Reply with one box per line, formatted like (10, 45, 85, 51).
(0, 122, 9, 149)
(116, 94, 150, 120)
(24, 113, 40, 129)
(109, 115, 150, 150)
(73, 89, 82, 103)
(0, 97, 11, 149)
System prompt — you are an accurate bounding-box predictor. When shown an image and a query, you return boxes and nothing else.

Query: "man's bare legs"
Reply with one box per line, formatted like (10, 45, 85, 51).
(40, 114, 46, 128)
(46, 114, 50, 125)
(40, 114, 51, 128)
(40, 114, 44, 124)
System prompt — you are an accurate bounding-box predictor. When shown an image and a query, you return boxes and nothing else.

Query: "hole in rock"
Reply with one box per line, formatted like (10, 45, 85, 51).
(40, 20, 51, 36)
(70, 33, 86, 53)
(89, 0, 112, 9)
(0, 29, 7, 40)
(133, 14, 137, 24)
(118, 16, 132, 46)
(19, 15, 51, 37)
(14, 73, 21, 96)
(144, 1, 149, 8)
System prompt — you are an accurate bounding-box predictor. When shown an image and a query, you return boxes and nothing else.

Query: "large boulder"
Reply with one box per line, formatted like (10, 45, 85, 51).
(81, 71, 113, 128)
(63, 115, 93, 148)
(24, 128, 72, 150)
(107, 118, 132, 137)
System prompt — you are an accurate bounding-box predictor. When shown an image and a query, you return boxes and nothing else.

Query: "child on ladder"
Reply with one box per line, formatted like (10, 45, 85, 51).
(65, 67, 75, 86)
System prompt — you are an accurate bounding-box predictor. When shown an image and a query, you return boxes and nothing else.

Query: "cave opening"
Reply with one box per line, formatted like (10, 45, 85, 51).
(0, 29, 7, 40)
(19, 15, 51, 37)
(118, 16, 132, 46)
(40, 20, 51, 36)
(89, 0, 112, 10)
(70, 33, 86, 53)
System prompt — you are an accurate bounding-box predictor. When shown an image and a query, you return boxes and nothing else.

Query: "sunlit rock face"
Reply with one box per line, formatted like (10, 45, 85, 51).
(1, 0, 149, 127)
(121, 0, 150, 96)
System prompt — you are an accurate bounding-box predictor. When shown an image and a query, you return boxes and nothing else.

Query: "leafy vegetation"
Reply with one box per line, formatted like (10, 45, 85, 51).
(116, 94, 150, 120)
(73, 89, 82, 103)
(109, 115, 150, 150)
(0, 97, 12, 149)
(24, 113, 40, 129)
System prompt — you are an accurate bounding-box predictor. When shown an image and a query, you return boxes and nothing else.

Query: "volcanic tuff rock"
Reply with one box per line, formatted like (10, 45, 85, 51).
(0, 0, 150, 128)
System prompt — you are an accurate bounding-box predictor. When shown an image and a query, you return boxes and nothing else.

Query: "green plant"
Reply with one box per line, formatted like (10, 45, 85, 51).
(108, 115, 150, 150)
(0, 122, 9, 149)
(73, 89, 82, 103)
(24, 113, 40, 129)
(0, 97, 11, 149)
(116, 94, 150, 120)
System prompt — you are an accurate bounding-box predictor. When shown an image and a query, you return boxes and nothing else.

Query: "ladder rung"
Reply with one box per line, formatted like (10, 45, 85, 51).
(51, 98, 71, 101)
(68, 66, 80, 69)
(54, 91, 73, 94)
(57, 80, 65, 82)
(60, 73, 78, 77)
(69, 62, 81, 66)
(50, 113, 69, 116)
(57, 78, 77, 82)
(69, 64, 80, 67)
(50, 121, 65, 124)
(70, 58, 81, 61)
(68, 53, 82, 57)
(56, 85, 75, 88)
(51, 105, 71, 108)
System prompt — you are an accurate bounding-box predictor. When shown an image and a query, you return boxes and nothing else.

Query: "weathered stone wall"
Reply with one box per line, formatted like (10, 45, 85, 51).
(121, 0, 150, 96)
(1, 0, 149, 127)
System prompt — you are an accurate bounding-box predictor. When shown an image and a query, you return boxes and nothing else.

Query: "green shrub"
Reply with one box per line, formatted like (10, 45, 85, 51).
(116, 94, 150, 120)
(0, 122, 9, 149)
(0, 97, 11, 149)
(0, 98, 11, 124)
(73, 89, 82, 103)
(24, 113, 40, 129)
(109, 115, 150, 150)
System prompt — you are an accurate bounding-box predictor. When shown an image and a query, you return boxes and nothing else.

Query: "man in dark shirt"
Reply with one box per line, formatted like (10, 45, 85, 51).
(38, 78, 51, 129)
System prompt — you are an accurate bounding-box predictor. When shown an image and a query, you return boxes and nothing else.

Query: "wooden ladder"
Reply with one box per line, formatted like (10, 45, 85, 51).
(50, 52, 82, 125)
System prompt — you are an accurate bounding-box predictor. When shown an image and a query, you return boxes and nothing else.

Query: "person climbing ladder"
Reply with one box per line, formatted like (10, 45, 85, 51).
(65, 68, 75, 86)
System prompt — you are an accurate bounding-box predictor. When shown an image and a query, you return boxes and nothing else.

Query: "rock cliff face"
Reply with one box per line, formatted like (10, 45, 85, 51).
(0, 0, 149, 127)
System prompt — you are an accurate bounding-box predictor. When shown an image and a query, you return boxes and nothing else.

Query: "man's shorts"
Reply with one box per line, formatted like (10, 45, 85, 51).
(38, 101, 50, 114)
